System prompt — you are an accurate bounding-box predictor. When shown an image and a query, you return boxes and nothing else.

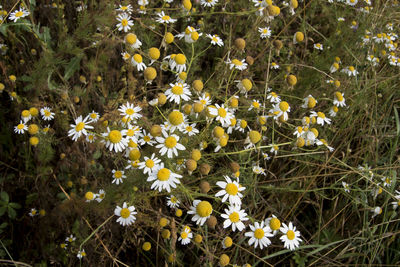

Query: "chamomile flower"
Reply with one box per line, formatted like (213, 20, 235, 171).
(209, 104, 234, 126)
(102, 128, 128, 153)
(198, 93, 212, 106)
(68, 115, 93, 141)
(280, 222, 302, 250)
(116, 13, 134, 32)
(346, 0, 358, 6)
(342, 181, 350, 193)
(269, 101, 291, 121)
(341, 66, 358, 76)
(169, 54, 187, 73)
(147, 163, 182, 192)
(252, 165, 266, 175)
(201, 0, 219, 7)
(267, 91, 281, 103)
(236, 79, 253, 95)
(206, 34, 224, 46)
(215, 176, 245, 206)
(66, 234, 76, 242)
(121, 51, 131, 61)
(21, 110, 32, 123)
(138, 153, 161, 174)
(165, 82, 191, 104)
(138, 130, 156, 146)
(156, 130, 186, 158)
(329, 106, 339, 117)
(166, 195, 180, 209)
(265, 215, 281, 236)
(112, 169, 127, 185)
(372, 206, 382, 218)
(333, 91, 346, 107)
(29, 208, 38, 217)
(125, 33, 142, 49)
(96, 189, 106, 202)
(221, 205, 248, 232)
(178, 226, 193, 245)
(188, 200, 213, 226)
(114, 202, 137, 226)
(183, 123, 200, 136)
(270, 144, 279, 155)
(258, 27, 271, 39)
(77, 249, 87, 259)
(310, 111, 331, 126)
(177, 26, 202, 43)
(40, 107, 55, 121)
(88, 111, 99, 122)
(131, 54, 146, 71)
(314, 43, 323, 50)
(248, 100, 261, 111)
(156, 11, 177, 24)
(9, 8, 30, 22)
(116, 4, 133, 14)
(245, 221, 273, 249)
(271, 62, 280, 69)
(118, 102, 142, 121)
(226, 58, 248, 71)
(301, 95, 317, 109)
(14, 121, 27, 134)
(382, 176, 393, 187)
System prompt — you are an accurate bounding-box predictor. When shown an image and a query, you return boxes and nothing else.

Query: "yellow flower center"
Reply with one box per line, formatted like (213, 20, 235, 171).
(175, 54, 186, 65)
(143, 136, 151, 142)
(218, 107, 227, 118)
(172, 85, 184, 95)
(22, 110, 30, 118)
(232, 59, 242, 66)
(269, 218, 281, 230)
(145, 159, 154, 168)
(349, 66, 355, 72)
(229, 212, 240, 223)
(225, 183, 238, 195)
(85, 191, 94, 200)
(254, 228, 265, 239)
(317, 112, 325, 119)
(181, 232, 188, 239)
(157, 168, 171, 181)
(186, 126, 193, 132)
(279, 101, 289, 112)
(240, 120, 247, 128)
(17, 124, 24, 130)
(287, 230, 295, 240)
(165, 136, 177, 148)
(121, 19, 128, 27)
(15, 11, 23, 17)
(121, 6, 128, 10)
(75, 122, 85, 131)
(169, 111, 183, 125)
(120, 208, 130, 218)
(171, 196, 178, 203)
(335, 92, 343, 101)
(133, 54, 143, 63)
(114, 171, 123, 179)
(196, 201, 212, 217)
(162, 15, 170, 21)
(109, 130, 122, 143)
(127, 129, 135, 137)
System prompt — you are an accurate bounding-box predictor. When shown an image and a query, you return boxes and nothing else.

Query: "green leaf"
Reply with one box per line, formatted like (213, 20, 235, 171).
(93, 150, 102, 160)
(0, 192, 9, 203)
(0, 206, 6, 216)
(0, 222, 7, 229)
(394, 106, 400, 136)
(7, 206, 16, 219)
(0, 24, 8, 37)
(9, 202, 21, 209)
(64, 56, 82, 81)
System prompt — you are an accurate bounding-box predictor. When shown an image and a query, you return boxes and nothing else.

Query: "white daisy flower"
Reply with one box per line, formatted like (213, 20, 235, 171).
(187, 200, 213, 226)
(124, 124, 141, 141)
(176, 26, 202, 43)
(8, 8, 30, 22)
(183, 123, 199, 136)
(101, 127, 128, 153)
(258, 27, 271, 39)
(95, 189, 105, 202)
(198, 93, 212, 106)
(68, 115, 94, 141)
(118, 102, 142, 122)
(226, 58, 248, 71)
(66, 234, 76, 242)
(116, 4, 133, 14)
(280, 222, 302, 250)
(269, 101, 290, 121)
(245, 221, 274, 249)
(221, 205, 248, 232)
(341, 66, 358, 76)
(77, 249, 86, 259)
(86, 133, 96, 143)
(200, 0, 219, 7)
(112, 169, 127, 185)
(208, 104, 234, 126)
(114, 202, 137, 226)
(156, 11, 177, 24)
(131, 54, 146, 71)
(88, 111, 99, 122)
(252, 165, 266, 176)
(310, 111, 331, 126)
(40, 107, 55, 121)
(346, 0, 358, 6)
(342, 181, 350, 193)
(138, 153, 161, 175)
(271, 62, 280, 69)
(215, 176, 245, 206)
(166, 195, 180, 209)
(267, 91, 281, 103)
(265, 214, 282, 236)
(116, 13, 134, 32)
(165, 82, 191, 104)
(178, 226, 193, 245)
(121, 51, 131, 61)
(147, 163, 182, 192)
(137, 130, 156, 146)
(155, 130, 186, 158)
(329, 106, 338, 117)
(313, 43, 323, 50)
(29, 208, 38, 217)
(14, 121, 27, 134)
(301, 95, 317, 109)
(333, 91, 346, 107)
(206, 34, 224, 46)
